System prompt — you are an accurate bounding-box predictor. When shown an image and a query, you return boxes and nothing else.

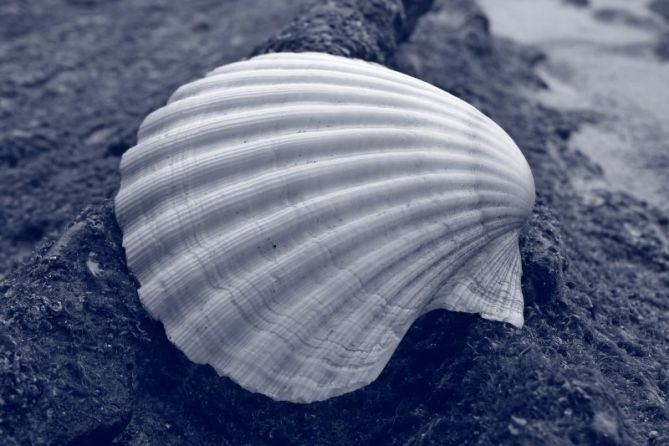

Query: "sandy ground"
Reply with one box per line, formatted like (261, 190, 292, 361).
(0, 0, 311, 279)
(1, 0, 669, 445)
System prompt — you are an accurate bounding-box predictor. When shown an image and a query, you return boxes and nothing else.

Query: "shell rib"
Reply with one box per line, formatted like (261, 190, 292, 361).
(115, 52, 535, 403)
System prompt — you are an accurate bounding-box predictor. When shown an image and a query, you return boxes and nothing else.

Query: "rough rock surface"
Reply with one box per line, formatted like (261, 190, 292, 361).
(2, 0, 669, 445)
(252, 0, 432, 64)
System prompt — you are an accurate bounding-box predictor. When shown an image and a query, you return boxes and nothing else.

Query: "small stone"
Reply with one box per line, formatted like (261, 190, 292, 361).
(511, 415, 528, 426)
(86, 252, 102, 277)
(591, 411, 620, 443)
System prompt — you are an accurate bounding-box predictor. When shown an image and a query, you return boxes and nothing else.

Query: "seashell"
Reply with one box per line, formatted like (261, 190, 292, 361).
(115, 52, 535, 403)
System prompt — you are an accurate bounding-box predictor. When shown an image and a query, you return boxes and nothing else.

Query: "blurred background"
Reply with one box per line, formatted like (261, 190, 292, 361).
(480, 0, 669, 212)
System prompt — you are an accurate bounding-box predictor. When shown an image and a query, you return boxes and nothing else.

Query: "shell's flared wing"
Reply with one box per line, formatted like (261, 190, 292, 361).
(115, 52, 535, 403)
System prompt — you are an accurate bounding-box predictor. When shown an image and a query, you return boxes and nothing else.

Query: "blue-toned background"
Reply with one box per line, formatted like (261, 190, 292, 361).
(1, 0, 668, 444)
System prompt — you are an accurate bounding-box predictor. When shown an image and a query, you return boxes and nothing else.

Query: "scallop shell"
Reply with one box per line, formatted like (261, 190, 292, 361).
(115, 52, 535, 403)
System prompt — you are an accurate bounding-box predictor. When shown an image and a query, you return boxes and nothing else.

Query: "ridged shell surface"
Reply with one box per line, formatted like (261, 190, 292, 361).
(115, 52, 535, 403)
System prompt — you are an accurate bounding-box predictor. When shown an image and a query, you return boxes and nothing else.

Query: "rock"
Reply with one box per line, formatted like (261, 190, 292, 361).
(650, 0, 669, 23)
(0, 203, 140, 445)
(563, 0, 589, 7)
(591, 412, 622, 445)
(252, 0, 433, 63)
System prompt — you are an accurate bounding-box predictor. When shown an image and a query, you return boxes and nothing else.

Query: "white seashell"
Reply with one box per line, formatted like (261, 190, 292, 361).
(115, 52, 535, 403)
